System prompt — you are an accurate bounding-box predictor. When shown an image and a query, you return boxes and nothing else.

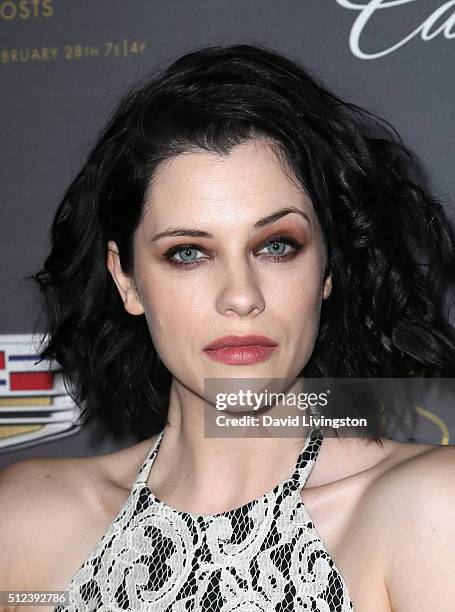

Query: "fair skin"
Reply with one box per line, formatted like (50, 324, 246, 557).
(0, 139, 455, 612)
(108, 137, 333, 511)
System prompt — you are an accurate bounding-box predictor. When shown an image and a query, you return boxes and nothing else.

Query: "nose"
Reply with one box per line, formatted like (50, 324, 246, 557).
(215, 259, 265, 317)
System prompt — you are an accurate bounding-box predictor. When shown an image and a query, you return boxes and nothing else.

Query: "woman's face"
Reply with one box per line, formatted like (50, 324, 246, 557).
(107, 139, 332, 400)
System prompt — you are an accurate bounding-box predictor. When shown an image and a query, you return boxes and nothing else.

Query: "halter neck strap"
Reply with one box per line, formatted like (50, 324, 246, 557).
(135, 427, 324, 493)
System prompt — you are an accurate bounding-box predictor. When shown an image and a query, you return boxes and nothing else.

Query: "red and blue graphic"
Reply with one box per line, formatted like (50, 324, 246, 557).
(0, 334, 81, 452)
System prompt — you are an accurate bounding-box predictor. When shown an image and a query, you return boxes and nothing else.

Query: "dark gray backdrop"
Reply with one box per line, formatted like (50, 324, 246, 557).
(1, 0, 455, 466)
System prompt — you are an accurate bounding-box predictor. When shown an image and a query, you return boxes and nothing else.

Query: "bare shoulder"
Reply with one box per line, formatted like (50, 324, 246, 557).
(364, 438, 455, 507)
(94, 435, 157, 491)
(0, 436, 155, 596)
(0, 455, 99, 590)
(361, 438, 455, 531)
(361, 439, 455, 611)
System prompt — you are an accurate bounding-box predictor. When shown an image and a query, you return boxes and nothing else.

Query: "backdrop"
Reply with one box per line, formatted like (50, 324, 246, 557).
(1, 0, 455, 466)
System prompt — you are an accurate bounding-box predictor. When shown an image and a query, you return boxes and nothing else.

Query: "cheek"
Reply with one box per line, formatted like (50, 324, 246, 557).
(268, 258, 325, 318)
(139, 274, 209, 351)
(268, 264, 325, 359)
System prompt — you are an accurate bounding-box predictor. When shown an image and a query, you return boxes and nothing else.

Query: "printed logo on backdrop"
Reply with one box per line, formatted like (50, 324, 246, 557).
(337, 0, 455, 59)
(0, 0, 146, 65)
(0, 334, 81, 452)
(0, 0, 53, 21)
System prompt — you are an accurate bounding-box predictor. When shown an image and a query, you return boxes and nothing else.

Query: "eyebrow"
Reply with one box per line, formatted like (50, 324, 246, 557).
(149, 206, 311, 242)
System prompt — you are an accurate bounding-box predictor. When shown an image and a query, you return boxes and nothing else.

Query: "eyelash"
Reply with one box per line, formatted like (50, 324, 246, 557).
(162, 234, 304, 269)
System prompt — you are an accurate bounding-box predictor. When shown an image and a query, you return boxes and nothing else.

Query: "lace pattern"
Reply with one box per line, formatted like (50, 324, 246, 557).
(54, 428, 355, 611)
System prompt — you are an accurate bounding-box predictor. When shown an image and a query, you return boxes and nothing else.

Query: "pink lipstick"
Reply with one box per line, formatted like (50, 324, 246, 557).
(203, 335, 278, 365)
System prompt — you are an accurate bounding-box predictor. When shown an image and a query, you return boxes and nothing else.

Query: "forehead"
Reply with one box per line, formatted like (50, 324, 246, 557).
(141, 140, 315, 228)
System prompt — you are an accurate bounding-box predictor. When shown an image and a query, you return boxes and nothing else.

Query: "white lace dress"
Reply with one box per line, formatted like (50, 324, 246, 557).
(54, 427, 355, 611)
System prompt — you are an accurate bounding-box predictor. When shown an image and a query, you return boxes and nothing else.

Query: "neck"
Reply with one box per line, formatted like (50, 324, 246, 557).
(146, 379, 314, 515)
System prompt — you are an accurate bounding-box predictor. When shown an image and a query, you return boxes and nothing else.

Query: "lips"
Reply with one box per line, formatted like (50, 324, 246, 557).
(203, 335, 279, 365)
(203, 335, 278, 351)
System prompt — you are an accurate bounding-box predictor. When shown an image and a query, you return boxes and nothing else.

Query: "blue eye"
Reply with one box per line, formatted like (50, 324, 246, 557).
(174, 247, 203, 263)
(261, 241, 289, 256)
(163, 245, 209, 268)
(163, 235, 304, 269)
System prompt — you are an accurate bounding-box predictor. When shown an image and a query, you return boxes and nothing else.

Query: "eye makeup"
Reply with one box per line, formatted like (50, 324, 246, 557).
(160, 231, 305, 270)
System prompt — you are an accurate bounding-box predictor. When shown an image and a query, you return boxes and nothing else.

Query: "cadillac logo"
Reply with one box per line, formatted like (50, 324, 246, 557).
(0, 333, 81, 452)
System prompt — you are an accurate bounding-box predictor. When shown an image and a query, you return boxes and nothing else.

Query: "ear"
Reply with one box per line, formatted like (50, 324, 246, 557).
(106, 240, 145, 316)
(322, 272, 332, 300)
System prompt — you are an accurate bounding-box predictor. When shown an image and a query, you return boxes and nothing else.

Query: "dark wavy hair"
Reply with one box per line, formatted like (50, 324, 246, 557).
(29, 43, 455, 442)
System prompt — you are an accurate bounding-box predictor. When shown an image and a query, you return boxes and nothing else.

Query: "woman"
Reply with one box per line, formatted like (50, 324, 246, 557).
(1, 43, 455, 612)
